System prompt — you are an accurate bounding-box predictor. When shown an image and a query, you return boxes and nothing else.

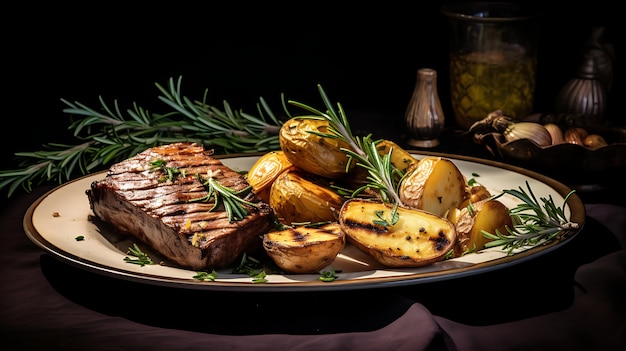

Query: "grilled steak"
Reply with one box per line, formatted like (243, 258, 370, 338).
(86, 142, 275, 271)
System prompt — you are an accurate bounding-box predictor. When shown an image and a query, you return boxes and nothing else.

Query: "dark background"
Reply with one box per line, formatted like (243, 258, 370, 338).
(3, 1, 622, 169)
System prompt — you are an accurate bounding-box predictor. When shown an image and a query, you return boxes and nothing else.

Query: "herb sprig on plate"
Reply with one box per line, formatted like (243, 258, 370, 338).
(0, 76, 284, 197)
(484, 182, 579, 255)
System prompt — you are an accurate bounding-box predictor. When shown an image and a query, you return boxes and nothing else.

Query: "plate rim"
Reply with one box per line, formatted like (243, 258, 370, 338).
(23, 151, 586, 292)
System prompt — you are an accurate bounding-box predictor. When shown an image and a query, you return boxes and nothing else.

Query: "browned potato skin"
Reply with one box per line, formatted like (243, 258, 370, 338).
(279, 117, 354, 179)
(263, 222, 346, 274)
(340, 139, 418, 191)
(449, 199, 513, 257)
(270, 170, 345, 225)
(375, 139, 419, 173)
(399, 157, 466, 217)
(339, 198, 457, 268)
(459, 184, 492, 209)
(246, 150, 295, 203)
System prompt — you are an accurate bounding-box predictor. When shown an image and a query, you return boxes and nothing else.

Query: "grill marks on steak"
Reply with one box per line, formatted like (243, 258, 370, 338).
(86, 142, 275, 271)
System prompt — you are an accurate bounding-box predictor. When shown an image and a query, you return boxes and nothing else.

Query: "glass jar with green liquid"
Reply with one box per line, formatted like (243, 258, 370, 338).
(442, 3, 542, 130)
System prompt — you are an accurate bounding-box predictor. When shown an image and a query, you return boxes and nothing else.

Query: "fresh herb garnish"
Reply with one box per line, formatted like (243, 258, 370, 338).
(467, 178, 479, 187)
(123, 243, 154, 266)
(188, 169, 258, 222)
(193, 270, 219, 281)
(232, 252, 269, 283)
(250, 271, 268, 284)
(319, 267, 339, 282)
(75, 235, 85, 241)
(483, 181, 579, 254)
(372, 203, 400, 227)
(0, 76, 284, 197)
(288, 85, 404, 205)
(150, 159, 186, 182)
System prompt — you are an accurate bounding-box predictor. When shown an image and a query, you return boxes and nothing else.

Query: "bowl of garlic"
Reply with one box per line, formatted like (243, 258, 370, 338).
(469, 110, 626, 181)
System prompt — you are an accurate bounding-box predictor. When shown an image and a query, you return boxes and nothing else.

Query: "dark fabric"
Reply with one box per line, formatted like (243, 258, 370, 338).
(1, 186, 624, 350)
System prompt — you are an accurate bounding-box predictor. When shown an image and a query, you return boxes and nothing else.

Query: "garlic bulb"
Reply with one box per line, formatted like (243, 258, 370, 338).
(468, 111, 551, 147)
(503, 122, 552, 146)
(543, 123, 564, 145)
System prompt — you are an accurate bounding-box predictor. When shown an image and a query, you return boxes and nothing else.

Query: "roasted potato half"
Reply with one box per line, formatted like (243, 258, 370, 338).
(279, 117, 354, 179)
(246, 150, 295, 203)
(399, 157, 466, 217)
(339, 198, 457, 268)
(341, 139, 418, 190)
(375, 139, 419, 173)
(447, 199, 513, 257)
(270, 169, 345, 225)
(263, 222, 346, 274)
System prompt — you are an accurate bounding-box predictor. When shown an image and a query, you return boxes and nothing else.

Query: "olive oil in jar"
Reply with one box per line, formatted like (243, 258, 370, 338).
(450, 50, 537, 130)
(441, 2, 541, 131)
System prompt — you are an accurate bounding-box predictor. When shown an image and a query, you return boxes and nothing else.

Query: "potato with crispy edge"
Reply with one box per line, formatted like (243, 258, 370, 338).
(447, 199, 513, 257)
(279, 117, 354, 179)
(375, 139, 419, 173)
(338, 198, 456, 268)
(263, 222, 346, 274)
(399, 156, 466, 217)
(340, 139, 418, 193)
(246, 150, 295, 203)
(270, 169, 345, 225)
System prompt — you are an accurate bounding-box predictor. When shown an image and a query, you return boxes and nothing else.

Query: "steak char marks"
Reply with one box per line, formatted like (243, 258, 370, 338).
(86, 142, 275, 271)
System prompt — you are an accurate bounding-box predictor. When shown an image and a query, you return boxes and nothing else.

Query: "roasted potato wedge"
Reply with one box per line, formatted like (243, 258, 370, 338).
(270, 169, 345, 225)
(246, 150, 295, 203)
(375, 139, 419, 173)
(279, 117, 354, 178)
(338, 198, 456, 267)
(340, 139, 418, 195)
(448, 199, 513, 257)
(263, 222, 346, 274)
(399, 156, 466, 217)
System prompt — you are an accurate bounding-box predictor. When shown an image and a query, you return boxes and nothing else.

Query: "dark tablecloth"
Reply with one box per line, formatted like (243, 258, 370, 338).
(1, 185, 625, 351)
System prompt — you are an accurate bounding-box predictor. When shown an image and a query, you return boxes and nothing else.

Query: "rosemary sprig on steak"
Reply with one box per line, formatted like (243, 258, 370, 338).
(0, 76, 284, 197)
(150, 158, 259, 222)
(150, 159, 187, 182)
(189, 169, 259, 222)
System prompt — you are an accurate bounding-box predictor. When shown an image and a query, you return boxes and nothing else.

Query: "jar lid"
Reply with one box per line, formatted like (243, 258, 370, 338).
(441, 2, 543, 23)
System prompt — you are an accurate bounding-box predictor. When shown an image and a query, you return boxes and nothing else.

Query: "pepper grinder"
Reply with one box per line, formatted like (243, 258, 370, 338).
(404, 68, 445, 147)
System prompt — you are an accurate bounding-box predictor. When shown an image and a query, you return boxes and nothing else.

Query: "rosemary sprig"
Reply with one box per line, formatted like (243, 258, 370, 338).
(483, 181, 579, 254)
(150, 159, 187, 182)
(0, 76, 284, 197)
(188, 169, 259, 222)
(123, 243, 155, 266)
(373, 203, 400, 227)
(288, 84, 405, 205)
(289, 87, 579, 254)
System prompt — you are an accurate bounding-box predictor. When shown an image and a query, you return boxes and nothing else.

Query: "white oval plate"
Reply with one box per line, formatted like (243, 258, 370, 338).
(23, 152, 585, 292)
